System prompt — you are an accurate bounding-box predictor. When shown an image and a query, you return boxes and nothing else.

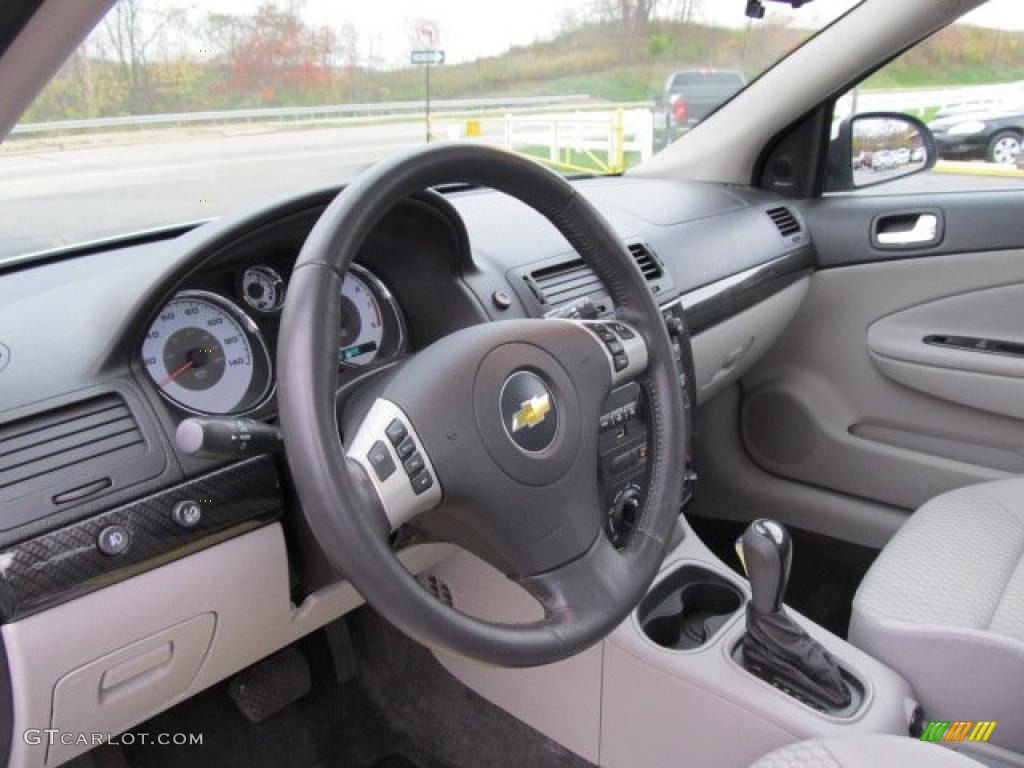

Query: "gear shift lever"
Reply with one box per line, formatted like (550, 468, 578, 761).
(740, 519, 792, 614)
(738, 519, 852, 711)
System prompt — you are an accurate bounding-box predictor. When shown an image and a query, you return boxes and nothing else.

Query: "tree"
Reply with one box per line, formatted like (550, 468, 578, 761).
(99, 0, 185, 112)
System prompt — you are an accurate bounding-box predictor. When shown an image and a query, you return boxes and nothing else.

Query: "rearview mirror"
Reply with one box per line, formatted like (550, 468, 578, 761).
(826, 112, 937, 192)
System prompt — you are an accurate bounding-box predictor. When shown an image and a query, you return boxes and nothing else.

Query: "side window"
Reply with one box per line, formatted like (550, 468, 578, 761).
(831, 0, 1024, 195)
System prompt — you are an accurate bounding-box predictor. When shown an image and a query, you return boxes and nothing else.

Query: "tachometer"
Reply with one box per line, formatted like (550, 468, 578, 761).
(142, 291, 272, 414)
(338, 266, 405, 367)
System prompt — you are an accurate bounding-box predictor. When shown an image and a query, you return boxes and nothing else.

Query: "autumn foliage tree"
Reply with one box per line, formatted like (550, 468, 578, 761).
(215, 4, 339, 105)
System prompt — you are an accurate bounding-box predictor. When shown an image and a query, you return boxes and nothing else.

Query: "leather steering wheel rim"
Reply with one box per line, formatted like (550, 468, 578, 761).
(277, 143, 686, 667)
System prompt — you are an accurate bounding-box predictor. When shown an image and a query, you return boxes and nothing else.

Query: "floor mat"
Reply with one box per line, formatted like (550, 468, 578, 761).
(687, 514, 880, 638)
(120, 632, 447, 768)
(348, 609, 595, 768)
(119, 609, 591, 768)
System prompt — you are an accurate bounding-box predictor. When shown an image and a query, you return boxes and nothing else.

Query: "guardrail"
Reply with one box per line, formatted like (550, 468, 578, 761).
(11, 95, 597, 137)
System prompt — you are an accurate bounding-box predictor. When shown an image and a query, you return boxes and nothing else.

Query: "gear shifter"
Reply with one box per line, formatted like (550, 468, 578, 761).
(738, 519, 852, 710)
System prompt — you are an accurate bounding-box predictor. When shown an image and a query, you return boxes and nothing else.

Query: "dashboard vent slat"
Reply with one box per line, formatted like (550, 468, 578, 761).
(766, 206, 801, 237)
(0, 394, 144, 493)
(528, 260, 601, 306)
(528, 242, 664, 307)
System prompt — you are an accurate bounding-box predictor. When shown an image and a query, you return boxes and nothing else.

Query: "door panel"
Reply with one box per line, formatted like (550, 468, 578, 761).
(738, 196, 1024, 519)
(807, 191, 1024, 267)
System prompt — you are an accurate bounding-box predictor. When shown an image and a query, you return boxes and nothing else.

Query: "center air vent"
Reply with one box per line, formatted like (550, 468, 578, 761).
(528, 259, 603, 307)
(525, 242, 667, 308)
(766, 206, 801, 237)
(0, 394, 144, 496)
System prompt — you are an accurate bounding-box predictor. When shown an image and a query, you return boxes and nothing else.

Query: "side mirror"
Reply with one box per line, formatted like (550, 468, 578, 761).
(825, 112, 937, 192)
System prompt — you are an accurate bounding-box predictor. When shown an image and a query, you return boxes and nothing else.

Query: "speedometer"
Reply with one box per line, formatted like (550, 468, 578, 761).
(141, 291, 272, 415)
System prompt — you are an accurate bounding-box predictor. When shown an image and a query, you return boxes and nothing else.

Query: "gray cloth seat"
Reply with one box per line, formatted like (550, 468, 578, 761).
(849, 476, 1024, 755)
(750, 734, 983, 768)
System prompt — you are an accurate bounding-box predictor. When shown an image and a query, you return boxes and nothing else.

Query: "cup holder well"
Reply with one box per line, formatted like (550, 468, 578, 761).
(637, 564, 743, 650)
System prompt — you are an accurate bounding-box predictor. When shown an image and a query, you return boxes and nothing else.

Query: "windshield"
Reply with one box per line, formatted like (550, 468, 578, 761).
(2, 0, 863, 260)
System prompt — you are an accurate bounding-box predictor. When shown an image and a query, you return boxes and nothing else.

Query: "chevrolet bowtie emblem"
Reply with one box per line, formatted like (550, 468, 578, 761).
(511, 394, 552, 432)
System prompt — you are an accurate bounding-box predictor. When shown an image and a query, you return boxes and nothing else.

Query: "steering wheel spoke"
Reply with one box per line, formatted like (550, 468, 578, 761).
(571, 319, 649, 390)
(521, 533, 633, 624)
(346, 398, 443, 530)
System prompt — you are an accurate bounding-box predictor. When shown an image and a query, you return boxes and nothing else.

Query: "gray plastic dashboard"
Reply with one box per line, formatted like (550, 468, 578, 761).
(0, 175, 811, 557)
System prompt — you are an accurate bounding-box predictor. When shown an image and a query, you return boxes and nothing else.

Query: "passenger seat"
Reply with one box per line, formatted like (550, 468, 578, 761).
(849, 476, 1024, 754)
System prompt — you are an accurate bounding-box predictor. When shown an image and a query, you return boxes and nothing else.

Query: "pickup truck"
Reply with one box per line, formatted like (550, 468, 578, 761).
(653, 68, 747, 150)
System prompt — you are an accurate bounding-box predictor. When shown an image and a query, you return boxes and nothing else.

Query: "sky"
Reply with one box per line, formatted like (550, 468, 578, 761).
(157, 0, 1024, 68)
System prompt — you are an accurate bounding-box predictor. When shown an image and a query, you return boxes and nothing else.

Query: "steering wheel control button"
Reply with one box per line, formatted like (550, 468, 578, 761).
(410, 469, 434, 495)
(396, 436, 416, 460)
(610, 322, 636, 339)
(385, 419, 407, 446)
(97, 525, 130, 556)
(367, 440, 396, 482)
(403, 452, 425, 476)
(346, 399, 443, 530)
(574, 320, 647, 385)
(500, 371, 559, 453)
(171, 500, 203, 529)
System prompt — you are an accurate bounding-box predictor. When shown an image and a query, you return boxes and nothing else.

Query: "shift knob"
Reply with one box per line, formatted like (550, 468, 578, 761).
(740, 519, 792, 614)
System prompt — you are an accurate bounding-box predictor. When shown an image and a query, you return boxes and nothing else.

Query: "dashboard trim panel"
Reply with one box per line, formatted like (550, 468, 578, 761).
(0, 455, 281, 621)
(680, 249, 813, 335)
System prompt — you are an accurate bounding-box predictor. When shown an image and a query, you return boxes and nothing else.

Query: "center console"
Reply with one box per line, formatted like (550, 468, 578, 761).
(425, 505, 921, 768)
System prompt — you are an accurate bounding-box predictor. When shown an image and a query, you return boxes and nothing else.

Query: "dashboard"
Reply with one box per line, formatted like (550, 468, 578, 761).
(0, 173, 813, 768)
(0, 177, 812, 589)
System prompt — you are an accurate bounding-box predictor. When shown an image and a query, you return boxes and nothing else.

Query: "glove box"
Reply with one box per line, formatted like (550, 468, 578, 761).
(46, 612, 215, 765)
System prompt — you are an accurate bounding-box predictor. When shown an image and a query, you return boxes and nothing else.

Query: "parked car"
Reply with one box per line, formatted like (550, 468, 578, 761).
(653, 68, 746, 150)
(871, 149, 895, 170)
(929, 107, 1024, 164)
(893, 147, 910, 165)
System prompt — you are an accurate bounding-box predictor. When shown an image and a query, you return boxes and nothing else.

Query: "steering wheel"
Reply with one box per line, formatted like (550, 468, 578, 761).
(277, 143, 686, 667)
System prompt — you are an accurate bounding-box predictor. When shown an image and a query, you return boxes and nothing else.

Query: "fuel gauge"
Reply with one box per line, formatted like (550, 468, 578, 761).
(240, 266, 284, 314)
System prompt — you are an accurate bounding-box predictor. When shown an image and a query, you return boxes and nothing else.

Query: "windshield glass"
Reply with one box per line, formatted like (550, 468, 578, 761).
(2, 0, 863, 259)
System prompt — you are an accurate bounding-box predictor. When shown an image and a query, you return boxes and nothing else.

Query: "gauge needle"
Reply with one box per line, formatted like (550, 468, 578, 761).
(157, 360, 193, 388)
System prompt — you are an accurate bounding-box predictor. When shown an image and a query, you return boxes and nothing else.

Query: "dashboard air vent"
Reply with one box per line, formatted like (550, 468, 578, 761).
(628, 243, 663, 280)
(0, 394, 144, 494)
(528, 259, 603, 307)
(766, 206, 801, 237)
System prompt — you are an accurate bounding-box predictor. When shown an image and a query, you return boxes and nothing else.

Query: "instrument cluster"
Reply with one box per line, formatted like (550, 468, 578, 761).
(141, 262, 405, 416)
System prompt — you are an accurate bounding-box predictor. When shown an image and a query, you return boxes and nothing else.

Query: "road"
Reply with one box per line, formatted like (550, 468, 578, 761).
(0, 122, 442, 259)
(0, 121, 1020, 260)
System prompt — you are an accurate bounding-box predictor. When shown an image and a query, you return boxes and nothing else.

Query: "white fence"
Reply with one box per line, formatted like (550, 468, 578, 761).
(500, 108, 654, 174)
(837, 80, 1024, 120)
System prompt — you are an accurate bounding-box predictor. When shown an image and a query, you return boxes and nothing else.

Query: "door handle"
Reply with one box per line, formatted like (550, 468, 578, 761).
(872, 210, 943, 250)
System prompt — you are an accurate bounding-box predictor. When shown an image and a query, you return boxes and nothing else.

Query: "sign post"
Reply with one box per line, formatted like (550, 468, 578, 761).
(411, 49, 445, 143)
(411, 20, 443, 143)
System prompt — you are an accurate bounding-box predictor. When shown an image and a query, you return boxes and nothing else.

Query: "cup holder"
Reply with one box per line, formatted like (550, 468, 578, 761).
(637, 565, 743, 650)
